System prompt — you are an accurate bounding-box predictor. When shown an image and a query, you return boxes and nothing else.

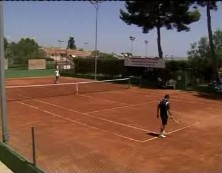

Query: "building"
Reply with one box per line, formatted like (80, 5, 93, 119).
(42, 47, 92, 70)
(42, 47, 92, 61)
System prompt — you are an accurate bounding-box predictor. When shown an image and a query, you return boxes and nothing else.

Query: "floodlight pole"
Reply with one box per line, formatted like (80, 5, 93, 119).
(58, 40, 64, 49)
(144, 40, 148, 57)
(95, 4, 98, 80)
(0, 1, 9, 144)
(91, 0, 102, 80)
(129, 36, 135, 56)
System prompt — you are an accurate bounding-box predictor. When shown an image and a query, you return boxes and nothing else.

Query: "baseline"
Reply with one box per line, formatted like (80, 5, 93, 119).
(141, 122, 200, 143)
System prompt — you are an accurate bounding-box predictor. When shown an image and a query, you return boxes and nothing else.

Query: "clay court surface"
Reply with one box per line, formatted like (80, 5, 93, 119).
(2, 76, 222, 173)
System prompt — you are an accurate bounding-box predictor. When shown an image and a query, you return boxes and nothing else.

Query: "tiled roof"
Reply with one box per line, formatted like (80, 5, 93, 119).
(42, 47, 92, 57)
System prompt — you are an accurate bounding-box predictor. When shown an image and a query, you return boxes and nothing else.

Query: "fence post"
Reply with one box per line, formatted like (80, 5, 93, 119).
(128, 76, 132, 88)
(31, 127, 36, 166)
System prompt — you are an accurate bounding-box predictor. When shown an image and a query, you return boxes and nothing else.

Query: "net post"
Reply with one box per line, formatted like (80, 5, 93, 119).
(128, 76, 131, 88)
(75, 83, 79, 94)
(31, 127, 36, 166)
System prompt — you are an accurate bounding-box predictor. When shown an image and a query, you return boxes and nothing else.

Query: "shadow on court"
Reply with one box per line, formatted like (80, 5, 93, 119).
(146, 132, 159, 137)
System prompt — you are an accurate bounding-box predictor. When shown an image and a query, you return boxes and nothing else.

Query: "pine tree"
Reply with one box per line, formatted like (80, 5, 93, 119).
(120, 1, 200, 58)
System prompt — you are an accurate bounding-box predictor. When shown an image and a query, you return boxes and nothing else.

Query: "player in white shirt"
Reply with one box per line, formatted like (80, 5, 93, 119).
(55, 66, 60, 84)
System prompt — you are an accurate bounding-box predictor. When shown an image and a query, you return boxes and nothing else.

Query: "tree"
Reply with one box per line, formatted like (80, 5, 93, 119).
(187, 29, 222, 80)
(188, 37, 212, 79)
(4, 38, 12, 62)
(214, 30, 222, 69)
(91, 50, 117, 59)
(120, 1, 200, 58)
(4, 38, 9, 59)
(67, 37, 76, 49)
(4, 37, 8, 49)
(6, 38, 45, 65)
(193, 0, 219, 78)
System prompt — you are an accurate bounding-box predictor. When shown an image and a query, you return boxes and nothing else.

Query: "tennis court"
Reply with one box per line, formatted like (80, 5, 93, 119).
(3, 76, 222, 173)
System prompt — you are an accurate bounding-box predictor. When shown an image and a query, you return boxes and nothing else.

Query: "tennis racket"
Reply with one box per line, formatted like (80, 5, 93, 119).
(170, 116, 179, 124)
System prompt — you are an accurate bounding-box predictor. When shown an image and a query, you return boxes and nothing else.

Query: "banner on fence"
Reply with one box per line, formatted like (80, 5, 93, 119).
(28, 59, 46, 70)
(124, 57, 166, 68)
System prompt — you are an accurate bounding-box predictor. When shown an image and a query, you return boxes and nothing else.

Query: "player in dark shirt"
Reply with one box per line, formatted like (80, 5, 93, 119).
(157, 94, 172, 138)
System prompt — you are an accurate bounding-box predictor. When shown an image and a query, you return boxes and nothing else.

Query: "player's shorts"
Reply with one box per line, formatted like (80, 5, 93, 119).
(160, 114, 168, 125)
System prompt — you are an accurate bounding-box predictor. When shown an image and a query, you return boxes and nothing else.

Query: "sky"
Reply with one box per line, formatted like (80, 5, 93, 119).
(3, 1, 222, 58)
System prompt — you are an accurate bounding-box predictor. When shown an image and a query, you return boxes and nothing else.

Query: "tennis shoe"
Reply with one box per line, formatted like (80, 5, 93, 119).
(159, 134, 166, 138)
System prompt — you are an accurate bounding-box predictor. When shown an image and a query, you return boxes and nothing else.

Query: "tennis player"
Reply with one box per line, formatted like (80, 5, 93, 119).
(157, 94, 172, 138)
(55, 66, 60, 84)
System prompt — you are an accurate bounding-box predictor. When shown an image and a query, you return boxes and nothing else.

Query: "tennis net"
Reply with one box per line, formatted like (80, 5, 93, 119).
(6, 78, 130, 101)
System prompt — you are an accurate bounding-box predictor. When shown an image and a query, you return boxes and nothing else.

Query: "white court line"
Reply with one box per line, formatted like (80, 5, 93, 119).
(6, 76, 53, 80)
(31, 98, 155, 133)
(11, 93, 221, 144)
(119, 90, 221, 107)
(17, 100, 203, 143)
(122, 89, 221, 106)
(6, 82, 77, 88)
(17, 101, 143, 143)
(79, 94, 131, 106)
(9, 94, 155, 133)
(141, 122, 200, 143)
(166, 122, 200, 135)
(170, 97, 222, 106)
(87, 100, 157, 114)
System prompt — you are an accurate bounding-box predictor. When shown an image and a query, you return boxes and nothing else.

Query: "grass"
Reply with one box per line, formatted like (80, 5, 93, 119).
(5, 69, 54, 78)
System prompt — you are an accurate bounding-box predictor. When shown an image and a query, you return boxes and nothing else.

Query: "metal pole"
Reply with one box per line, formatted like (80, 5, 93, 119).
(31, 127, 36, 166)
(90, 0, 102, 80)
(144, 40, 148, 57)
(131, 40, 133, 55)
(94, 2, 98, 80)
(0, 1, 9, 144)
(65, 48, 68, 70)
(145, 43, 146, 57)
(129, 36, 135, 56)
